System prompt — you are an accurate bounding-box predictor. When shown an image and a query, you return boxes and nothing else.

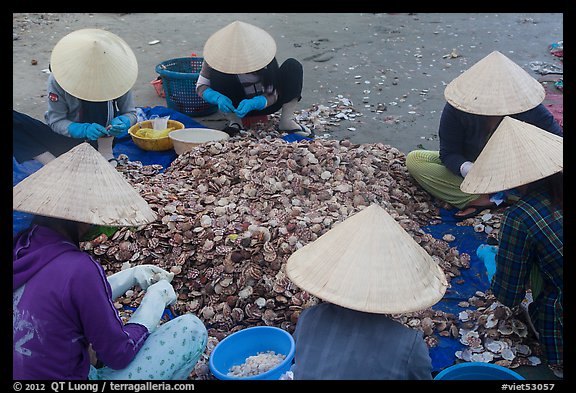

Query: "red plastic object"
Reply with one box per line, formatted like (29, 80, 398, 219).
(150, 78, 165, 98)
(242, 115, 269, 128)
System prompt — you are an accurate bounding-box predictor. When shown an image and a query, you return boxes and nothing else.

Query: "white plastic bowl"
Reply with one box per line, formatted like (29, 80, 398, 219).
(168, 128, 230, 155)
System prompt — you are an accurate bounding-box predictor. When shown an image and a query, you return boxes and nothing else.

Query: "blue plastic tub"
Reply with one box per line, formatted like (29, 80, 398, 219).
(434, 362, 526, 380)
(209, 326, 295, 380)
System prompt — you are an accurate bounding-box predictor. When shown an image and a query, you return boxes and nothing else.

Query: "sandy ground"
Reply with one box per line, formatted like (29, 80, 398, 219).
(13, 12, 563, 155)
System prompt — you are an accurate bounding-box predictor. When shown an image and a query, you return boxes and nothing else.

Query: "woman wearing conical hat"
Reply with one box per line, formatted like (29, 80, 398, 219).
(463, 117, 563, 378)
(13, 143, 208, 380)
(405, 51, 562, 220)
(196, 20, 313, 138)
(13, 28, 139, 167)
(286, 204, 449, 379)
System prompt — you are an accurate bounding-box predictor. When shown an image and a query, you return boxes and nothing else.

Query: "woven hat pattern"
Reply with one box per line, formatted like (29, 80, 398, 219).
(460, 116, 563, 194)
(50, 28, 138, 102)
(203, 21, 277, 74)
(286, 204, 448, 314)
(13, 143, 157, 227)
(444, 51, 545, 115)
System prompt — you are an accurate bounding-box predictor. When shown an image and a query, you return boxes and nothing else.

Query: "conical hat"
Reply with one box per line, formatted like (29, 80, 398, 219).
(286, 204, 448, 314)
(13, 143, 157, 227)
(50, 28, 138, 102)
(444, 51, 545, 115)
(460, 116, 563, 194)
(203, 21, 277, 74)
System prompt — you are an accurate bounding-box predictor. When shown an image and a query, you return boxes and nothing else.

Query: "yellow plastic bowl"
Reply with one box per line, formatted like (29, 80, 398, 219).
(128, 119, 185, 151)
(169, 128, 230, 155)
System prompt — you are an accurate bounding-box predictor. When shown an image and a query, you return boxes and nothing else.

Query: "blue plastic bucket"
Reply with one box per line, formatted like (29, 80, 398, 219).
(209, 326, 295, 380)
(434, 362, 526, 380)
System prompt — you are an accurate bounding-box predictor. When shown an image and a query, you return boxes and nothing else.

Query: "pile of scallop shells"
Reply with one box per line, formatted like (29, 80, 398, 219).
(457, 210, 504, 242)
(257, 94, 362, 137)
(455, 290, 542, 368)
(292, 94, 362, 135)
(82, 135, 538, 379)
(226, 93, 363, 139)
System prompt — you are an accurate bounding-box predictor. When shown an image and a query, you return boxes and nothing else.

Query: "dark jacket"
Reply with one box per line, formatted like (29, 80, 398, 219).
(292, 303, 433, 380)
(439, 103, 563, 176)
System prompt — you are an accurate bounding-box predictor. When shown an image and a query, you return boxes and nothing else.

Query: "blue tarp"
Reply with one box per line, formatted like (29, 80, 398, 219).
(12, 107, 491, 372)
(423, 208, 491, 371)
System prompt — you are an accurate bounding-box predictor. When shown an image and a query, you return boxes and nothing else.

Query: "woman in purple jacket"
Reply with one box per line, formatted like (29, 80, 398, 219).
(406, 51, 562, 220)
(13, 143, 207, 380)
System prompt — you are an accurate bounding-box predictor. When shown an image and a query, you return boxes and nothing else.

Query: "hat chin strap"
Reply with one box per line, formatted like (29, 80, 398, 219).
(33, 151, 56, 165)
(97, 136, 114, 161)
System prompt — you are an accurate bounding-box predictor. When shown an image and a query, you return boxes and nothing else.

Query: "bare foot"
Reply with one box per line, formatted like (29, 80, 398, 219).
(454, 194, 493, 218)
(454, 206, 484, 218)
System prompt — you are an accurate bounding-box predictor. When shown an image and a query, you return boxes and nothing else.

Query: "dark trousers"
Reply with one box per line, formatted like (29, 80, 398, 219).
(211, 58, 303, 116)
(13, 110, 96, 164)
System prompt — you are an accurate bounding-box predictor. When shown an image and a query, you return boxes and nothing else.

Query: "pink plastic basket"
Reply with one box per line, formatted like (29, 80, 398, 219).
(150, 78, 165, 98)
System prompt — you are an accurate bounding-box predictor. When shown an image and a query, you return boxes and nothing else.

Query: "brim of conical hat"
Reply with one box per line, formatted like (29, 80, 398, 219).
(286, 204, 448, 314)
(50, 28, 138, 102)
(444, 51, 545, 115)
(203, 21, 277, 74)
(13, 143, 157, 227)
(460, 116, 563, 194)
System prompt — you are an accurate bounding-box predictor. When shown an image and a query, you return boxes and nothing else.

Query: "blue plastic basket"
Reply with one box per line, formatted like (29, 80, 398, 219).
(155, 57, 217, 117)
(434, 362, 526, 380)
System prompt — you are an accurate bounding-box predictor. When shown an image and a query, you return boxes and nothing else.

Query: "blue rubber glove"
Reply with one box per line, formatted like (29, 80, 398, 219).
(234, 95, 267, 118)
(202, 88, 235, 113)
(476, 244, 498, 282)
(109, 115, 131, 136)
(68, 122, 108, 140)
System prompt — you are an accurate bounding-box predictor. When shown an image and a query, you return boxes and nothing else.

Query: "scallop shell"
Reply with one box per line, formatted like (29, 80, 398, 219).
(458, 310, 471, 322)
(511, 319, 528, 338)
(484, 338, 505, 353)
(442, 233, 455, 242)
(498, 321, 514, 335)
(470, 351, 493, 362)
(501, 347, 516, 361)
(407, 318, 421, 327)
(456, 349, 473, 362)
(460, 331, 482, 348)
(515, 344, 532, 356)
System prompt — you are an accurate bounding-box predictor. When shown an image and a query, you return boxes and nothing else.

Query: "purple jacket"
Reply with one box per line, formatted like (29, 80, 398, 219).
(13, 225, 149, 380)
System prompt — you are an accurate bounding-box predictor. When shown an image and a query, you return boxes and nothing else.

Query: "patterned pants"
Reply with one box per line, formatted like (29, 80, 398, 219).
(89, 314, 207, 380)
